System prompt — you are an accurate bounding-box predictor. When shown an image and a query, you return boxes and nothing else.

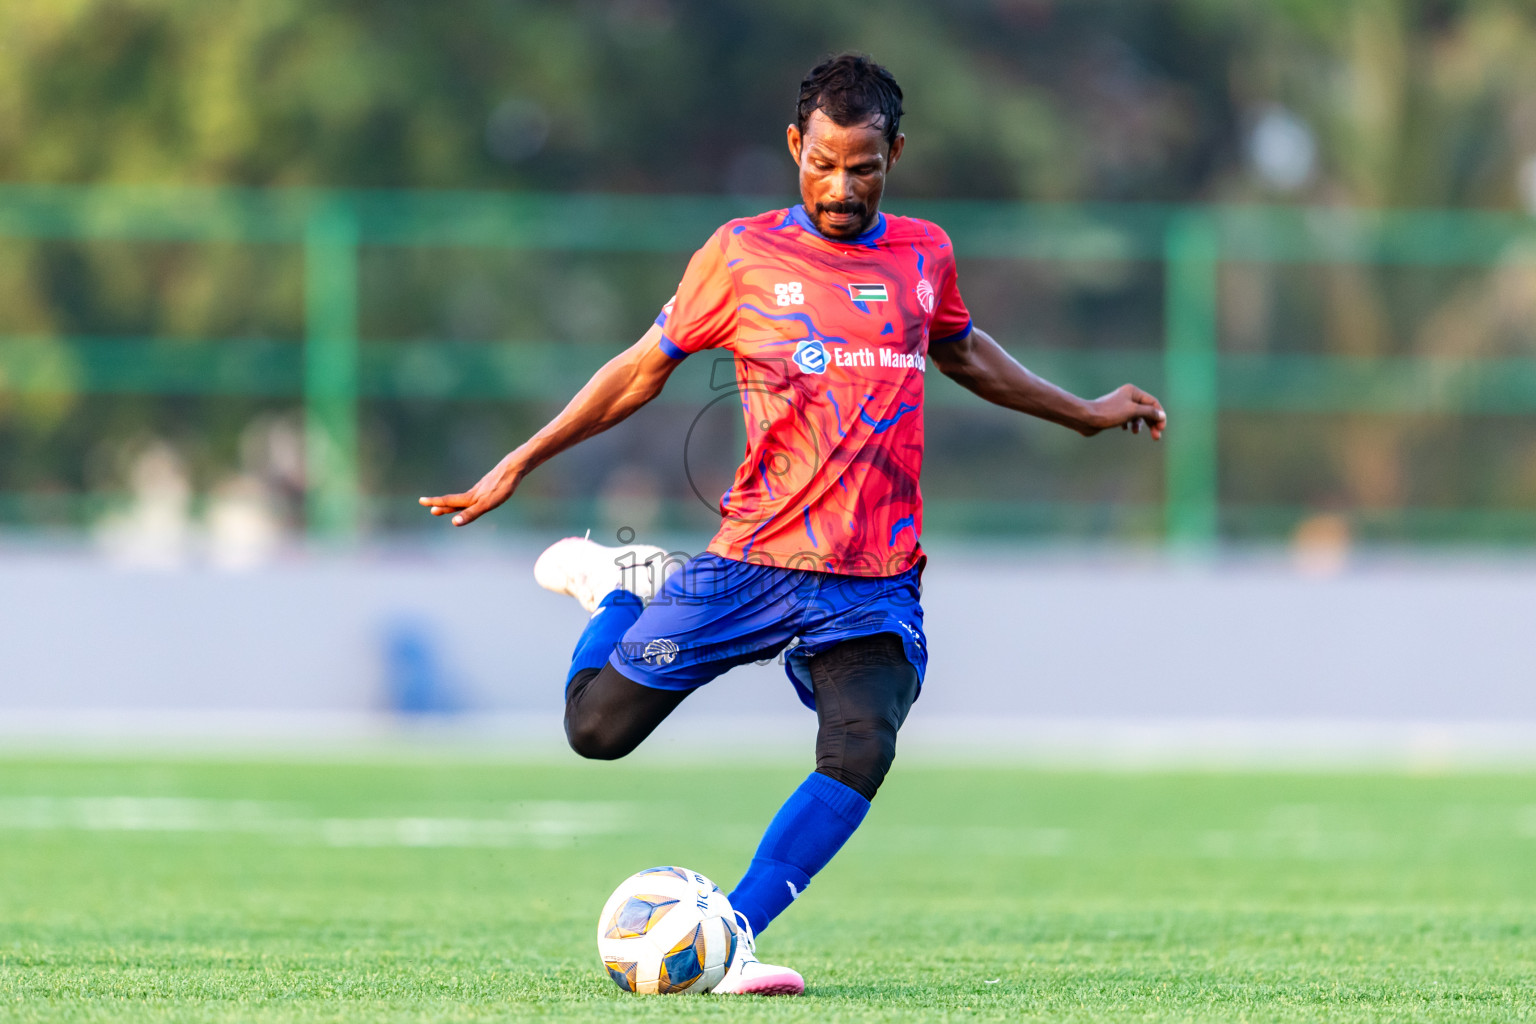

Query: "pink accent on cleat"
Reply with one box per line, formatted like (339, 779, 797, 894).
(714, 966, 804, 996)
(712, 910, 804, 996)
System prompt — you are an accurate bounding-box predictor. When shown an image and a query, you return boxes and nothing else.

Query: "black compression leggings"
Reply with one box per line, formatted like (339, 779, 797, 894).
(564, 632, 919, 801)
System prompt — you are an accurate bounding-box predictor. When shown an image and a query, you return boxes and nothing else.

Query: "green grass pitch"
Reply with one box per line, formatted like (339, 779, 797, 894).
(0, 755, 1533, 1022)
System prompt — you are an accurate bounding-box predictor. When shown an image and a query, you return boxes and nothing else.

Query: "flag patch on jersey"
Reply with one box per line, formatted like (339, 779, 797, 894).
(847, 283, 888, 302)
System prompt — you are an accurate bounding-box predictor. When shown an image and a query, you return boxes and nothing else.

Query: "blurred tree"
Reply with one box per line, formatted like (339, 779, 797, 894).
(0, 0, 1534, 539)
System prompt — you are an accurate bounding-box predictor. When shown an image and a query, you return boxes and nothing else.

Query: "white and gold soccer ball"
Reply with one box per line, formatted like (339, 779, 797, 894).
(596, 866, 739, 994)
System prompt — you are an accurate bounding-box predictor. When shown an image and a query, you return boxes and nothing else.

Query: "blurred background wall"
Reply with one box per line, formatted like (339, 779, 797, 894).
(2, 1, 1535, 757)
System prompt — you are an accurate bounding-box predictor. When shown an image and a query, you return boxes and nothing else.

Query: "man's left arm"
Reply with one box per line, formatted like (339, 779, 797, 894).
(928, 327, 1166, 439)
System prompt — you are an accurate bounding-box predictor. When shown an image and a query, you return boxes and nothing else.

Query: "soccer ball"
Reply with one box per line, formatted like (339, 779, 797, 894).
(596, 866, 738, 994)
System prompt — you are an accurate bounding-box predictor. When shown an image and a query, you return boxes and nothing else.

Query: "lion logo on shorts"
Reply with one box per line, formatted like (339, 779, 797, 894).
(643, 638, 680, 666)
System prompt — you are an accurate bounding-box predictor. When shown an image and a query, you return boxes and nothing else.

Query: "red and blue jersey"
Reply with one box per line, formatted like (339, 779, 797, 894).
(657, 205, 971, 577)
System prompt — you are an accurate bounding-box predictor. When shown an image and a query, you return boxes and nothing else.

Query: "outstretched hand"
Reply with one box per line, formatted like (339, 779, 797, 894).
(418, 452, 522, 527)
(1082, 384, 1166, 440)
(419, 326, 685, 528)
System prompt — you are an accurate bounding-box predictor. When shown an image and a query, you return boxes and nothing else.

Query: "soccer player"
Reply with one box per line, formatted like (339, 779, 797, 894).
(421, 54, 1165, 995)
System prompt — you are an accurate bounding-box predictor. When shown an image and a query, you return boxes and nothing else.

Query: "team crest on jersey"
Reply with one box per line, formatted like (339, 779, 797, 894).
(847, 283, 888, 303)
(793, 339, 828, 374)
(915, 279, 936, 314)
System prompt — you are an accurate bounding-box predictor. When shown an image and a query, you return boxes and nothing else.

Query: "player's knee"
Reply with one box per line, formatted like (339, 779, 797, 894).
(564, 714, 633, 761)
(817, 718, 900, 800)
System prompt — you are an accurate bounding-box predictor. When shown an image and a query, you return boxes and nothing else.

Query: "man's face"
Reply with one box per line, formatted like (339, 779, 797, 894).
(786, 109, 904, 240)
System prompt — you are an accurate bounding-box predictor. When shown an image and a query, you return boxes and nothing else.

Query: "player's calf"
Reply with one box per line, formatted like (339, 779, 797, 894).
(536, 534, 690, 760)
(564, 663, 687, 761)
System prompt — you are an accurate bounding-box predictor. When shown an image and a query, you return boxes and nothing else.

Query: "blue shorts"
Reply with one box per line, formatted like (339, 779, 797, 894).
(609, 553, 928, 710)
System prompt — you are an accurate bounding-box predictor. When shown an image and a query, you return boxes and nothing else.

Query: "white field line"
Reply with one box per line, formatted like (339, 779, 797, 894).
(0, 797, 636, 848)
(6, 797, 1534, 860)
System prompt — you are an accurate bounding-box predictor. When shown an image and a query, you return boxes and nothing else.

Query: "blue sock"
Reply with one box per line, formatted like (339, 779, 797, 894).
(727, 771, 870, 935)
(566, 590, 644, 687)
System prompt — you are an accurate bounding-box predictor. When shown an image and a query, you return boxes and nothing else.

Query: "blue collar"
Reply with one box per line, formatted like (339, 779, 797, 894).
(789, 204, 887, 246)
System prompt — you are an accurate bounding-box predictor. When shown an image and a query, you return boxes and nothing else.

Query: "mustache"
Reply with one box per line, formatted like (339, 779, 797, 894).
(815, 200, 867, 217)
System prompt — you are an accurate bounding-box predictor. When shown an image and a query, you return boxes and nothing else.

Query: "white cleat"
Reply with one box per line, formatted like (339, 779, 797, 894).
(532, 535, 672, 613)
(713, 911, 805, 997)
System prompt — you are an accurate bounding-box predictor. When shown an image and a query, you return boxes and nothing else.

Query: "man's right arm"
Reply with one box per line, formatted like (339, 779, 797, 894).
(419, 323, 682, 526)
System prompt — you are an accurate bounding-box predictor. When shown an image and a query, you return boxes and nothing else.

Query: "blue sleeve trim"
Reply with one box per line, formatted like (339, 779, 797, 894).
(653, 312, 667, 327)
(658, 334, 688, 360)
(930, 319, 973, 345)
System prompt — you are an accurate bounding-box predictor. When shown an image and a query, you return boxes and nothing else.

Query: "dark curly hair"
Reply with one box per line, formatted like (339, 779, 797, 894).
(796, 53, 904, 149)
